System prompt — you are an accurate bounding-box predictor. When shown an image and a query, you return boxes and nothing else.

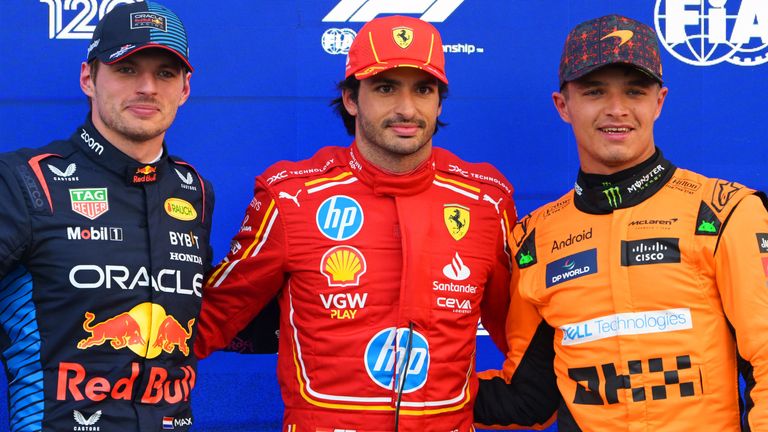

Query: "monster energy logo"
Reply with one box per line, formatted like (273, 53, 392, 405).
(602, 186, 622, 208)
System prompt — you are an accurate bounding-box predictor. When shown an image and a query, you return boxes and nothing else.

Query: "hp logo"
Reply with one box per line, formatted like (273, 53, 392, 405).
(316, 195, 364, 241)
(364, 327, 430, 393)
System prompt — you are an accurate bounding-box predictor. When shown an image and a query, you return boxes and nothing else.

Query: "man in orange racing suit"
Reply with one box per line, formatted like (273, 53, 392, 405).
(475, 14, 768, 431)
(195, 15, 554, 432)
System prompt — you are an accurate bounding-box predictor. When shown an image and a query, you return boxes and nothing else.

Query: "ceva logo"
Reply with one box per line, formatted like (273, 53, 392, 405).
(654, 0, 768, 66)
(323, 0, 464, 22)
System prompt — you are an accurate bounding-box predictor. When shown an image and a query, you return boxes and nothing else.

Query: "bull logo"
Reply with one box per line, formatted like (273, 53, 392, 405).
(153, 316, 195, 356)
(78, 303, 195, 358)
(78, 311, 146, 350)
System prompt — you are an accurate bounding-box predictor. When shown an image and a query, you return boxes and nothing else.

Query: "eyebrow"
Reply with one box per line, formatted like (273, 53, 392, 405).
(573, 78, 656, 88)
(368, 76, 438, 87)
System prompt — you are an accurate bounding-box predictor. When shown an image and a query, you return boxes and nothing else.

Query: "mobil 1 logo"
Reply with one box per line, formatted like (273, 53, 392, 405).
(621, 238, 681, 266)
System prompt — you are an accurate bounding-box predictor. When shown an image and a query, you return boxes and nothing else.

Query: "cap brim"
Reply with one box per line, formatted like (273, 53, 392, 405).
(98, 43, 193, 72)
(562, 62, 661, 87)
(352, 61, 448, 84)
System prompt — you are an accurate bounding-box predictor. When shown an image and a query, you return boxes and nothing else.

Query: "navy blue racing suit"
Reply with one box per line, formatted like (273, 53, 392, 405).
(0, 116, 214, 431)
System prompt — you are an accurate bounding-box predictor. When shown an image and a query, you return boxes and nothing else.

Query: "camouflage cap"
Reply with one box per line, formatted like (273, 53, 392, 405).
(558, 14, 663, 87)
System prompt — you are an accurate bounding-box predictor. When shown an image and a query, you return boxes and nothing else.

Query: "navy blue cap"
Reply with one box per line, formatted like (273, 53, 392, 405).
(86, 1, 192, 71)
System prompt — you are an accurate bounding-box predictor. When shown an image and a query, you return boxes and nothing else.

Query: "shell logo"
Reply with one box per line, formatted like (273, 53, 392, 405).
(164, 198, 197, 221)
(320, 245, 367, 287)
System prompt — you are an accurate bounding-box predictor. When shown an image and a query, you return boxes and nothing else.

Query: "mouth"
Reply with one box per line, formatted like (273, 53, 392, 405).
(389, 123, 421, 136)
(598, 127, 632, 134)
(126, 103, 161, 118)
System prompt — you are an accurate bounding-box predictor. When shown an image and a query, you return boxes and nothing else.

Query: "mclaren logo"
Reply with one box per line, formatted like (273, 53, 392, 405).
(601, 29, 634, 46)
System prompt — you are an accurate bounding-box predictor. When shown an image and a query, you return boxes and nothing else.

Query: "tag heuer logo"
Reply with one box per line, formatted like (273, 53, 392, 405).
(70, 188, 109, 220)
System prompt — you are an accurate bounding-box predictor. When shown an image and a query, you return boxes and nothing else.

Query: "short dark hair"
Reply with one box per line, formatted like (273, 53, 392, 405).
(330, 75, 449, 136)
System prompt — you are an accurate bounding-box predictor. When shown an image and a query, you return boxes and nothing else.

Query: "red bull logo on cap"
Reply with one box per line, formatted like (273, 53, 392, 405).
(77, 303, 194, 359)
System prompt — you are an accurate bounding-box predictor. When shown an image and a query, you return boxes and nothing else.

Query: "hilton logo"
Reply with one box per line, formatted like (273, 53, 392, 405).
(621, 238, 681, 266)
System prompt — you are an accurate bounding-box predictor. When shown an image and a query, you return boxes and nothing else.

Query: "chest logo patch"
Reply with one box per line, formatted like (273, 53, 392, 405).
(165, 198, 197, 221)
(545, 248, 597, 288)
(70, 188, 109, 220)
(321, 246, 367, 287)
(444, 204, 470, 241)
(365, 327, 429, 393)
(621, 238, 681, 266)
(316, 195, 364, 241)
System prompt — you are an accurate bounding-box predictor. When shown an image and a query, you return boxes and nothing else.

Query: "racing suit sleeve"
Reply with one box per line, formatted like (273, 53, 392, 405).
(0, 161, 32, 279)
(473, 259, 559, 429)
(480, 195, 516, 354)
(714, 193, 768, 430)
(194, 181, 286, 359)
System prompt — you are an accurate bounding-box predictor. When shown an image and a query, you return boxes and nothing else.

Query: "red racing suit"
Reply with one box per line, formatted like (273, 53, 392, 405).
(475, 151, 768, 431)
(195, 143, 517, 431)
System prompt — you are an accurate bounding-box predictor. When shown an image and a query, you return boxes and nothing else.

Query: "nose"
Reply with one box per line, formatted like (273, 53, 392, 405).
(393, 90, 417, 119)
(135, 72, 159, 95)
(604, 92, 630, 117)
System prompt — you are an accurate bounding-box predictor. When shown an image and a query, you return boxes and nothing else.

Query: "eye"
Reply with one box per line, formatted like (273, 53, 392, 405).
(376, 84, 394, 94)
(115, 66, 135, 74)
(627, 88, 647, 96)
(582, 88, 603, 96)
(158, 70, 177, 79)
(416, 85, 435, 95)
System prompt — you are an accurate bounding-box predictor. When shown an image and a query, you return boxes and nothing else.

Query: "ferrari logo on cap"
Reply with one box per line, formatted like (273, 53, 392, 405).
(601, 30, 634, 46)
(444, 205, 470, 241)
(392, 27, 414, 49)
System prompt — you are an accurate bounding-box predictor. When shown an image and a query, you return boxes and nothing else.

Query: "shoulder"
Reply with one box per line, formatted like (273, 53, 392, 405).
(257, 146, 348, 190)
(432, 147, 514, 197)
(673, 168, 755, 215)
(510, 191, 575, 247)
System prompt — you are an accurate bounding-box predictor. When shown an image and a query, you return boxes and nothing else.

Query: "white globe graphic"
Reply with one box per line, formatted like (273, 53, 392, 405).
(654, 0, 768, 66)
(321, 28, 357, 55)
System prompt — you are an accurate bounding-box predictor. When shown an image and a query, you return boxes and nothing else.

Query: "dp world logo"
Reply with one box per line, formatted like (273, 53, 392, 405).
(364, 327, 429, 393)
(654, 0, 768, 66)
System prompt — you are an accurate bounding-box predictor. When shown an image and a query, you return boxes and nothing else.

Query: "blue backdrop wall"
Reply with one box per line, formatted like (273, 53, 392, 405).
(0, 1, 766, 430)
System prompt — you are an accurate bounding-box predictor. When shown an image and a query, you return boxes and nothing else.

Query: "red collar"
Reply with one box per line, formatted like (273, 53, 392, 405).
(346, 142, 435, 196)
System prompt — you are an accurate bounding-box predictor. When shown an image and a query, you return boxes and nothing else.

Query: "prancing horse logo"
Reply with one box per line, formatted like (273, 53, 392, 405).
(444, 204, 470, 241)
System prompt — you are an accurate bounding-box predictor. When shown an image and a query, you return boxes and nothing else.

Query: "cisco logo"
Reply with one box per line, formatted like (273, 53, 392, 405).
(654, 0, 768, 66)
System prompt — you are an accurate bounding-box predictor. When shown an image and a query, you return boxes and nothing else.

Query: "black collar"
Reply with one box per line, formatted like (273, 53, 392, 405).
(573, 149, 676, 214)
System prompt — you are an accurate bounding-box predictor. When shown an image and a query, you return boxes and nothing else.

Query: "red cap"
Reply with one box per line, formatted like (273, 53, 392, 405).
(346, 15, 448, 84)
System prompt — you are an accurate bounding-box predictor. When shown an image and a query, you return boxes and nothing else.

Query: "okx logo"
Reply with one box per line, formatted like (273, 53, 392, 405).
(654, 0, 768, 66)
(323, 0, 464, 22)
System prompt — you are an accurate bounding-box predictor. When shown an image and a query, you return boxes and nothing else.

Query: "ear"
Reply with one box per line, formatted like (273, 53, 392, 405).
(342, 88, 358, 116)
(552, 91, 572, 124)
(178, 71, 192, 107)
(654, 86, 669, 121)
(80, 62, 95, 98)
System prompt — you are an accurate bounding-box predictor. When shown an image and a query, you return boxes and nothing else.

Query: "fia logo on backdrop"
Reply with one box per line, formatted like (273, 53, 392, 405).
(654, 0, 768, 66)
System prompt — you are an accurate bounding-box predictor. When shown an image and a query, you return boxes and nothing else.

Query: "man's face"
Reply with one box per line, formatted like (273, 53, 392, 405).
(552, 65, 668, 174)
(343, 67, 442, 172)
(80, 49, 191, 145)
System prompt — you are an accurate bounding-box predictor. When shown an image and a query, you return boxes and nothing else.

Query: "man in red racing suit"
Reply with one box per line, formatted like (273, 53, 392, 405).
(194, 15, 554, 432)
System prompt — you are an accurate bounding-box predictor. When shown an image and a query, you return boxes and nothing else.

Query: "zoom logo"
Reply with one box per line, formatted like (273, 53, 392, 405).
(316, 195, 364, 241)
(364, 328, 429, 393)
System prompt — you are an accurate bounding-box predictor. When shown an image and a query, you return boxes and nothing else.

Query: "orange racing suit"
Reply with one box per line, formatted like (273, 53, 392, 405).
(475, 150, 768, 431)
(195, 143, 521, 431)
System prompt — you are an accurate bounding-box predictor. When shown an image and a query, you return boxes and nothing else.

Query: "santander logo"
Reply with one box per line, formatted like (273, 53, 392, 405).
(442, 252, 470, 281)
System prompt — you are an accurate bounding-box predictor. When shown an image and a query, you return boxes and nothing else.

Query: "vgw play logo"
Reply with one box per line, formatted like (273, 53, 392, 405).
(654, 0, 768, 66)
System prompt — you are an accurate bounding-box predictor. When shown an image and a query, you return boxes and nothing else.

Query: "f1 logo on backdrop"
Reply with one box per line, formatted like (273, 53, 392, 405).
(41, 0, 142, 39)
(323, 0, 464, 22)
(654, 0, 768, 66)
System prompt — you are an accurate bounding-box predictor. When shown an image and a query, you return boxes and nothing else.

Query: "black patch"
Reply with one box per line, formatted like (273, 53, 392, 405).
(621, 238, 681, 266)
(16, 165, 49, 213)
(695, 202, 721, 236)
(515, 228, 537, 269)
